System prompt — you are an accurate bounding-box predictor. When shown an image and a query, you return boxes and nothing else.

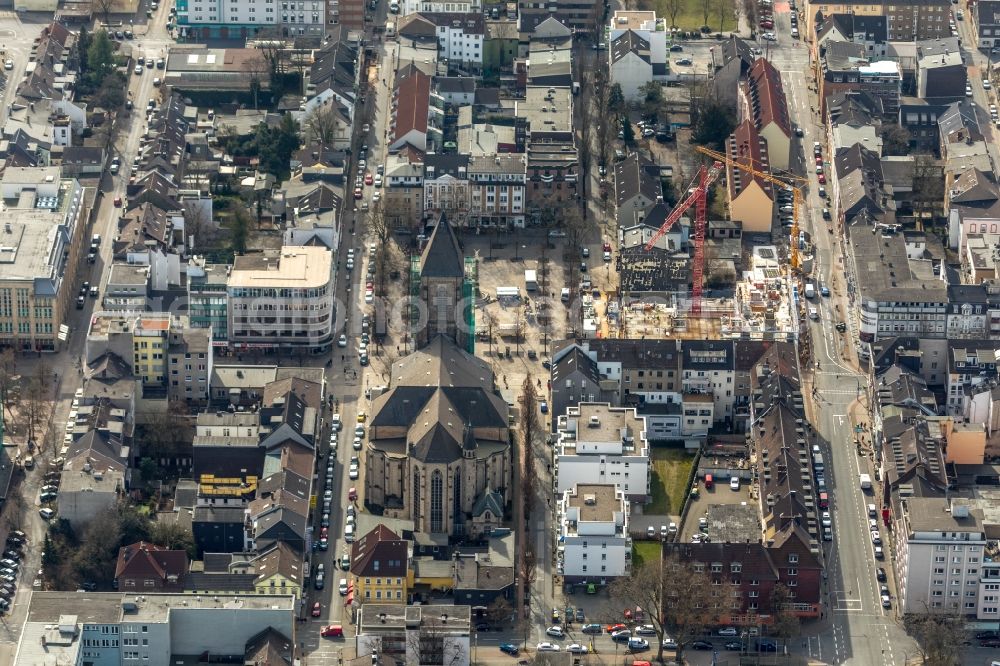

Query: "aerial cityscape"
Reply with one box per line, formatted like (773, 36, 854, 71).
(0, 0, 997, 664)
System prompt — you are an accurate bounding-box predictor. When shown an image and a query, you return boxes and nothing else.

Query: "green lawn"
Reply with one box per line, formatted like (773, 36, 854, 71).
(648, 447, 696, 515)
(642, 0, 738, 33)
(633, 541, 662, 568)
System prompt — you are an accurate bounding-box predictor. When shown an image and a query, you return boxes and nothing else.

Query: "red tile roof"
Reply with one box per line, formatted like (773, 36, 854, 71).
(114, 541, 189, 586)
(746, 58, 791, 137)
(727, 119, 773, 200)
(393, 65, 431, 143)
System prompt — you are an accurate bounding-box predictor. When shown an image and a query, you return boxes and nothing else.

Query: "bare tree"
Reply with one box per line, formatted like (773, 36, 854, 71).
(0, 347, 18, 420)
(701, 0, 712, 29)
(610, 551, 715, 663)
(715, 0, 731, 31)
(577, 75, 594, 205)
(246, 53, 269, 110)
(367, 198, 400, 297)
(770, 584, 801, 639)
(666, 0, 683, 28)
(481, 309, 498, 357)
(94, 0, 114, 24)
(21, 364, 51, 446)
(182, 204, 215, 252)
(904, 610, 967, 666)
(486, 596, 513, 629)
(591, 69, 613, 171)
(405, 623, 468, 666)
(304, 103, 341, 145)
(911, 153, 944, 223)
(513, 304, 526, 356)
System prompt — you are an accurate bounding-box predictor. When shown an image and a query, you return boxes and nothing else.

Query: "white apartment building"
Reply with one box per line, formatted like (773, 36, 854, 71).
(555, 403, 650, 502)
(559, 484, 631, 583)
(977, 557, 1000, 621)
(227, 246, 334, 351)
(895, 497, 987, 616)
(434, 15, 484, 69)
(403, 0, 481, 13)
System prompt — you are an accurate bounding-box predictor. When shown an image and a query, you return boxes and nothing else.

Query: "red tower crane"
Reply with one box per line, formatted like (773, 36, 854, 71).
(644, 161, 724, 315)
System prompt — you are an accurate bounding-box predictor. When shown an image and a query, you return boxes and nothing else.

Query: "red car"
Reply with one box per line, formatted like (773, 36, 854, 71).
(321, 624, 344, 638)
(603, 241, 612, 252)
(623, 608, 633, 620)
(113, 196, 123, 207)
(606, 623, 627, 634)
(320, 526, 329, 538)
(815, 155, 823, 165)
(759, 20, 773, 28)
(348, 487, 358, 501)
(353, 188, 363, 200)
(818, 173, 827, 184)
(364, 172, 373, 185)
(312, 602, 322, 617)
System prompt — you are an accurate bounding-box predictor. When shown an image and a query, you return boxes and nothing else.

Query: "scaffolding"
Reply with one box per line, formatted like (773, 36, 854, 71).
(462, 257, 477, 355)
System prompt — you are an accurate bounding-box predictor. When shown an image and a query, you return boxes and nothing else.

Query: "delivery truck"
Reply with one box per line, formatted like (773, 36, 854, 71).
(804, 282, 816, 299)
(860, 473, 872, 491)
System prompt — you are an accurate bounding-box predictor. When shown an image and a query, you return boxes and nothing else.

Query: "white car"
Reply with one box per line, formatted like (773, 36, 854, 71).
(718, 627, 738, 636)
(730, 477, 740, 491)
(635, 625, 657, 636)
(536, 643, 560, 652)
(3, 59, 12, 71)
(565, 644, 588, 654)
(353, 437, 363, 450)
(349, 465, 359, 480)
(338, 334, 347, 347)
(331, 414, 342, 431)
(339, 578, 349, 595)
(545, 626, 564, 638)
(871, 530, 882, 544)
(365, 289, 374, 304)
(39, 508, 55, 520)
(662, 636, 677, 649)
(822, 512, 833, 528)
(373, 174, 383, 187)
(762, 32, 777, 41)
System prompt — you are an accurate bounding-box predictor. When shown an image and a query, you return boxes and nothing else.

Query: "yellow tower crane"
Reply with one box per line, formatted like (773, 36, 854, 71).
(694, 145, 810, 272)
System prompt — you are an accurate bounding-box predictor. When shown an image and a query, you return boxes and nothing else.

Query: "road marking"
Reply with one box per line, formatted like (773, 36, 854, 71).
(832, 591, 863, 612)
(834, 414, 846, 426)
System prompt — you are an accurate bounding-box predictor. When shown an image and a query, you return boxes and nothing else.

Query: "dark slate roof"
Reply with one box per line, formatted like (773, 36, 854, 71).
(719, 36, 756, 70)
(819, 13, 887, 44)
(472, 491, 504, 518)
(435, 76, 476, 94)
(420, 213, 465, 278)
(610, 30, 651, 66)
(551, 346, 601, 387)
(938, 101, 983, 142)
(424, 153, 470, 181)
(834, 142, 883, 180)
(183, 571, 258, 592)
(193, 505, 247, 524)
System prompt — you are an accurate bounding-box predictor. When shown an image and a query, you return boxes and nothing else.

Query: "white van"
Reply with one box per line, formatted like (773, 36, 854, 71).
(345, 525, 356, 542)
(868, 504, 877, 518)
(809, 306, 819, 320)
(560, 287, 570, 302)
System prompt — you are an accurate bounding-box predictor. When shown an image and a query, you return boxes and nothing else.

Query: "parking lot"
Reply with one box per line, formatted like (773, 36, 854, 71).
(681, 473, 754, 541)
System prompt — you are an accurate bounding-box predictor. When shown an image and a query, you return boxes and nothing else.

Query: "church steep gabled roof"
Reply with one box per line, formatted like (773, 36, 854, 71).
(420, 213, 465, 278)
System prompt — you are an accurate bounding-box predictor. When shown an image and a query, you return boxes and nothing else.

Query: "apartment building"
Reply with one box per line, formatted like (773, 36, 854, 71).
(85, 313, 206, 389)
(726, 120, 774, 233)
(467, 154, 526, 228)
(806, 0, 951, 41)
(846, 225, 995, 342)
(894, 497, 987, 615)
(0, 167, 87, 352)
(167, 325, 214, 403)
(558, 484, 631, 583)
(740, 58, 792, 171)
(519, 86, 578, 212)
(175, 0, 324, 40)
(424, 153, 471, 224)
(518, 0, 597, 32)
(976, 0, 1000, 49)
(351, 524, 411, 603)
(13, 592, 295, 666)
(554, 403, 650, 502)
(227, 246, 334, 351)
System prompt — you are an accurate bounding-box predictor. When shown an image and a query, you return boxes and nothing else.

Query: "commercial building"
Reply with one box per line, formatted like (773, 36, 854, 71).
(357, 604, 471, 666)
(558, 484, 631, 583)
(0, 167, 87, 351)
(554, 404, 650, 502)
(227, 246, 334, 351)
(175, 0, 323, 40)
(187, 257, 230, 342)
(13, 592, 295, 666)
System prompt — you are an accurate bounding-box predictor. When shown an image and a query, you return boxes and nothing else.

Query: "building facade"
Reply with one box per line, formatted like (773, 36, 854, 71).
(558, 484, 631, 583)
(227, 246, 334, 351)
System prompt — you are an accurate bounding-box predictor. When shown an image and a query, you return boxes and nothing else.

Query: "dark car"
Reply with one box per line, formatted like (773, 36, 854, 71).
(979, 637, 1000, 648)
(499, 644, 519, 656)
(757, 640, 778, 652)
(724, 641, 743, 650)
(976, 630, 999, 640)
(669, 44, 683, 52)
(876, 567, 887, 582)
(691, 641, 713, 650)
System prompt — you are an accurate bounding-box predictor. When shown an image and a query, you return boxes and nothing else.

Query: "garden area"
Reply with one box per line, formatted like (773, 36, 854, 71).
(642, 0, 738, 34)
(632, 540, 663, 568)
(648, 446, 697, 515)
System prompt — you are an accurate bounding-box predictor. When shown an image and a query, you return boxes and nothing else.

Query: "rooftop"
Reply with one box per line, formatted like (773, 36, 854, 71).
(565, 484, 620, 523)
(229, 246, 332, 290)
(903, 497, 984, 534)
(520, 86, 573, 134)
(359, 604, 471, 633)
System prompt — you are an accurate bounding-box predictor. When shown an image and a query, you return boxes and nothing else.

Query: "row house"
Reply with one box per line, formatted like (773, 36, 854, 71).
(423, 153, 471, 225)
(740, 58, 792, 171)
(820, 42, 902, 119)
(467, 154, 526, 228)
(806, 0, 951, 42)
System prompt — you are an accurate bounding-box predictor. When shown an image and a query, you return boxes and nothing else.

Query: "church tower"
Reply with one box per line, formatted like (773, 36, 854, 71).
(414, 213, 473, 351)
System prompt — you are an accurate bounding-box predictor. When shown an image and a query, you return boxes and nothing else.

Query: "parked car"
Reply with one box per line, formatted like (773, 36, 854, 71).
(499, 644, 519, 656)
(536, 643, 560, 652)
(691, 640, 714, 650)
